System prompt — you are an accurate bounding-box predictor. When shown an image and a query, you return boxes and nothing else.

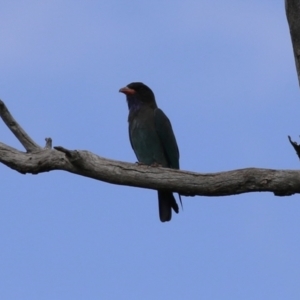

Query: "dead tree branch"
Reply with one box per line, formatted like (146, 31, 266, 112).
(1, 100, 300, 197)
(0, 101, 40, 151)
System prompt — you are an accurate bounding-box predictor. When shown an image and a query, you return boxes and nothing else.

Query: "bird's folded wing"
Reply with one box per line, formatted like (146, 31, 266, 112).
(154, 108, 180, 169)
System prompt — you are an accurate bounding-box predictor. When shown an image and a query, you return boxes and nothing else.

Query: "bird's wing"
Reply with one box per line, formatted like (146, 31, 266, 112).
(154, 108, 180, 169)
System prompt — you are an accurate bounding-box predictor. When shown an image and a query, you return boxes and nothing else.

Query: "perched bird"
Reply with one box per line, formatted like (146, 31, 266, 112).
(119, 82, 180, 222)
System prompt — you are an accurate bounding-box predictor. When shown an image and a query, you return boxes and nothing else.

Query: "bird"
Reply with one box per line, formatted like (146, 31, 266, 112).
(119, 82, 181, 222)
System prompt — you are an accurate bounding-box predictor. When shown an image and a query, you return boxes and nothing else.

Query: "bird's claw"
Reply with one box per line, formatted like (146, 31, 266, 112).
(150, 162, 162, 167)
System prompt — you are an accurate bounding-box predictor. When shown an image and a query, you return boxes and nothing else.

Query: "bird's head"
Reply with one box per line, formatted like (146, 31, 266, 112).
(119, 82, 157, 110)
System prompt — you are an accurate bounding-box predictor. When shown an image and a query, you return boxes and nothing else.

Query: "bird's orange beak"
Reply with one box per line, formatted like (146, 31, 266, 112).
(119, 87, 136, 95)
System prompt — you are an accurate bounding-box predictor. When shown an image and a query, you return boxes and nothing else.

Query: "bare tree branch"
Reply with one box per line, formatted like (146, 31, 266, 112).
(0, 100, 40, 152)
(286, 0, 300, 86)
(1, 100, 300, 197)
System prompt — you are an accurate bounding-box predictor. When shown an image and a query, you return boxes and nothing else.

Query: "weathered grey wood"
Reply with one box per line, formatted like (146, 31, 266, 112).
(1, 98, 300, 197)
(286, 0, 300, 86)
(1, 140, 300, 197)
(0, 100, 40, 152)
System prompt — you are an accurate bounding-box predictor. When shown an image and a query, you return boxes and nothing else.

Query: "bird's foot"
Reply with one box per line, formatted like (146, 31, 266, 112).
(150, 162, 162, 167)
(135, 162, 162, 167)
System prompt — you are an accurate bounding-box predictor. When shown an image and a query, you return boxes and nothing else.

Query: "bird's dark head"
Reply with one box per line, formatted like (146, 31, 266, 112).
(119, 82, 157, 111)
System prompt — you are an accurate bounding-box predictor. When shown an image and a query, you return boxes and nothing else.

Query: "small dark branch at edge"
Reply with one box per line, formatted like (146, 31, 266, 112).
(288, 135, 300, 160)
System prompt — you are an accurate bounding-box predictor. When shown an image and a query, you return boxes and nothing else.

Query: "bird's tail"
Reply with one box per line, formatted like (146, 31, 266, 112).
(158, 191, 179, 222)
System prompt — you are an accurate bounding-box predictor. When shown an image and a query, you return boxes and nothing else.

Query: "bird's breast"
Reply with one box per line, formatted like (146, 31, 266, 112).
(129, 109, 168, 166)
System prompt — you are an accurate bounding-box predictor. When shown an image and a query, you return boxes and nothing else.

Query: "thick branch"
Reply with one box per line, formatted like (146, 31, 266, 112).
(1, 100, 300, 197)
(1, 141, 300, 196)
(286, 0, 300, 86)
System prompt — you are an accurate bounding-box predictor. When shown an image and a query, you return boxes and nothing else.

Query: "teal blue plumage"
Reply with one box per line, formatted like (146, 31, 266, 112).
(119, 82, 180, 222)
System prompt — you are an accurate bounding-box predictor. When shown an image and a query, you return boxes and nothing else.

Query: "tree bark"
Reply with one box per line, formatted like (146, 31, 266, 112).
(1, 100, 300, 197)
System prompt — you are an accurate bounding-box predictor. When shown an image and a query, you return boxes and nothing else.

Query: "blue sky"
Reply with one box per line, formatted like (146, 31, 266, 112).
(1, 1, 300, 299)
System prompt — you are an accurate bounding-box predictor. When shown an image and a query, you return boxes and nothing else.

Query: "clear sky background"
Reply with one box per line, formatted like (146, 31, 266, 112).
(1, 1, 300, 299)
